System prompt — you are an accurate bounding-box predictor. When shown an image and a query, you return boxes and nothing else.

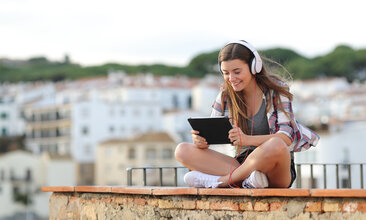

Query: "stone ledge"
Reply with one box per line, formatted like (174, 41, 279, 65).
(46, 188, 366, 219)
(41, 186, 366, 197)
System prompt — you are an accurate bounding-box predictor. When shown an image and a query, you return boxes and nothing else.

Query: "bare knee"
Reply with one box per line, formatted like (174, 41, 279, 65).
(262, 137, 289, 158)
(175, 142, 193, 163)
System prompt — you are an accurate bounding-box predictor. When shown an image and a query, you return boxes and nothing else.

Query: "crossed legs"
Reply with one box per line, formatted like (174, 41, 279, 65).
(175, 137, 292, 188)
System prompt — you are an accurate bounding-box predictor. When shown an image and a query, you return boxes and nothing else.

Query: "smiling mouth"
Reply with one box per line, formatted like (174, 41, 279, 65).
(231, 81, 241, 87)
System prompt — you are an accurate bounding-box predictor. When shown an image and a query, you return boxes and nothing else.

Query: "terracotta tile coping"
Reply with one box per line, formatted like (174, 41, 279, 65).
(41, 186, 366, 197)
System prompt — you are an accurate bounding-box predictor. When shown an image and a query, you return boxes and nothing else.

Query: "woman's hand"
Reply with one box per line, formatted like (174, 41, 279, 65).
(228, 126, 248, 146)
(191, 130, 209, 149)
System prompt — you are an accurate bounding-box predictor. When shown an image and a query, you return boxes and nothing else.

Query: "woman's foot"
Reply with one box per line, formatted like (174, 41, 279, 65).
(242, 170, 269, 188)
(184, 171, 223, 188)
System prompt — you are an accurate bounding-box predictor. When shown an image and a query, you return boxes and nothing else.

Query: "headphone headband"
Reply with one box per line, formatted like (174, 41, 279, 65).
(220, 40, 263, 74)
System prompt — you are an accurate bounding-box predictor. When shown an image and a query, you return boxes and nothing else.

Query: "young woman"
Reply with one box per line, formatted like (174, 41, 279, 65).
(175, 40, 319, 188)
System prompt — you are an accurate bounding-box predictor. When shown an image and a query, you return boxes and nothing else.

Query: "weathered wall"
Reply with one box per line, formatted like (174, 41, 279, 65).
(49, 192, 366, 220)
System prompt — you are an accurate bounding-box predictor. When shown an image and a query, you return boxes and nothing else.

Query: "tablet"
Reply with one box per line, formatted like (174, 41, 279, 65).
(188, 116, 233, 145)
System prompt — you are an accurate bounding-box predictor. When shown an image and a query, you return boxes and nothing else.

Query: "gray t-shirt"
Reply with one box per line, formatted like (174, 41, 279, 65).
(239, 97, 269, 154)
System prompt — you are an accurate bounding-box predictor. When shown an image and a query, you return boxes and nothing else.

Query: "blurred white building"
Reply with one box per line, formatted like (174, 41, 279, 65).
(0, 82, 55, 137)
(0, 150, 75, 219)
(21, 72, 196, 184)
(95, 132, 179, 186)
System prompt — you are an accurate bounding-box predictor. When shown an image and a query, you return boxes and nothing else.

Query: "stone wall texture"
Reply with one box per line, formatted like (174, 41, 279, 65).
(48, 192, 366, 220)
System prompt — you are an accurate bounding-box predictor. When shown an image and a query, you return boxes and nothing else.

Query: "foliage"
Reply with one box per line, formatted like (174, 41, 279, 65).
(1, 44, 366, 82)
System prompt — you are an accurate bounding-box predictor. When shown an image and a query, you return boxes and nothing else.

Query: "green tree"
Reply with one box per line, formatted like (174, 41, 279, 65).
(187, 50, 220, 77)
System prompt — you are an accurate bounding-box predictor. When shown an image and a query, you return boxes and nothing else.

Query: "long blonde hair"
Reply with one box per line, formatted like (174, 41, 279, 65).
(219, 43, 293, 137)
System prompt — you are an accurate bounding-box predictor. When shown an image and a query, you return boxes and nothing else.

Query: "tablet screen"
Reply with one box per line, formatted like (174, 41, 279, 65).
(188, 116, 233, 145)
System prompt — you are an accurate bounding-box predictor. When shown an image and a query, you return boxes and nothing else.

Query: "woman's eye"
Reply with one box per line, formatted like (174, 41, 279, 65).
(234, 72, 240, 75)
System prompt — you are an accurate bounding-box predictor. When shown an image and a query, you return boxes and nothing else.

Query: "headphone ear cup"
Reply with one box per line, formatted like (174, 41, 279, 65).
(250, 57, 257, 75)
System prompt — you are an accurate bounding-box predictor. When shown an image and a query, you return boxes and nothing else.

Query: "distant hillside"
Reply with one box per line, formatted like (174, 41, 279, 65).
(1, 45, 365, 82)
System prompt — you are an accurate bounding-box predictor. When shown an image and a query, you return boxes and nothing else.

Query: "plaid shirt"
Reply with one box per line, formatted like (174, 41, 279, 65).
(211, 90, 320, 152)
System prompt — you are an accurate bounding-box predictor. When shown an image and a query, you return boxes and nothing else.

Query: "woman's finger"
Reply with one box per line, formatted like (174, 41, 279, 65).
(191, 130, 199, 134)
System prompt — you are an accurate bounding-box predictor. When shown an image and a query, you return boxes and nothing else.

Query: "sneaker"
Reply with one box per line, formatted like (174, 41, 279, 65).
(242, 170, 269, 188)
(184, 171, 223, 188)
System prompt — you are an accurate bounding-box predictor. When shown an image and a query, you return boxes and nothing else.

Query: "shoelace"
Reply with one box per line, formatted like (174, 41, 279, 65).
(194, 176, 219, 188)
(242, 178, 255, 189)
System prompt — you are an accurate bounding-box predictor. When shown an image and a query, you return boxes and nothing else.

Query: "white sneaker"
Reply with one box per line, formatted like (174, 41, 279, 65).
(184, 171, 223, 188)
(242, 170, 269, 188)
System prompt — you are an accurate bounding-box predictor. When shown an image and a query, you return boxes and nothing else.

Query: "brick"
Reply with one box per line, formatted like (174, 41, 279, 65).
(239, 201, 253, 211)
(134, 198, 146, 206)
(113, 197, 125, 205)
(147, 199, 159, 207)
(158, 199, 174, 209)
(100, 197, 112, 203)
(127, 197, 134, 204)
(210, 201, 239, 211)
(90, 198, 97, 203)
(270, 201, 287, 211)
(69, 196, 78, 202)
(357, 202, 366, 213)
(196, 201, 210, 210)
(182, 200, 196, 209)
(323, 202, 341, 212)
(305, 201, 322, 212)
(342, 202, 358, 213)
(254, 201, 269, 211)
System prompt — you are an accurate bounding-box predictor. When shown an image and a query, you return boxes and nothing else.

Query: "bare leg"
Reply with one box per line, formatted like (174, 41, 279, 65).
(175, 142, 240, 176)
(218, 137, 292, 188)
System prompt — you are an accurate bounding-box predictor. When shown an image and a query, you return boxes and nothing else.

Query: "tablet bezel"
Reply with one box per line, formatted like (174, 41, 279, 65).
(188, 116, 233, 145)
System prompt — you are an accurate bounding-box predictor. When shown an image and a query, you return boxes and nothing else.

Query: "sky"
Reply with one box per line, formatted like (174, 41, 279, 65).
(1, 0, 365, 67)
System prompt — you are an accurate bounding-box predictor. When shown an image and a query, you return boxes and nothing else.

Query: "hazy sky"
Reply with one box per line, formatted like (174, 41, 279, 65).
(1, 0, 365, 66)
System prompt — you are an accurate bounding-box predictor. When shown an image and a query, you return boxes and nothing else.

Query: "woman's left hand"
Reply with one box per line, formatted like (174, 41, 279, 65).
(228, 126, 248, 146)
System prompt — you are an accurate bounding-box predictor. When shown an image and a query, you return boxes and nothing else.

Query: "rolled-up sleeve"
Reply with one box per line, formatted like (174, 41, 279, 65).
(274, 95, 299, 144)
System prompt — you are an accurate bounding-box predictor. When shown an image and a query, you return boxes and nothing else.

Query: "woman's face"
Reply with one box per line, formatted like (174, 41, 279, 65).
(221, 59, 253, 92)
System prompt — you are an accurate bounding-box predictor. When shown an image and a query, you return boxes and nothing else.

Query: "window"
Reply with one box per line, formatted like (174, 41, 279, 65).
(146, 148, 156, 160)
(109, 126, 115, 133)
(188, 96, 192, 108)
(81, 126, 89, 135)
(26, 169, 32, 182)
(172, 95, 179, 108)
(56, 111, 61, 119)
(0, 112, 8, 120)
(128, 148, 136, 159)
(1, 128, 7, 136)
(162, 148, 173, 159)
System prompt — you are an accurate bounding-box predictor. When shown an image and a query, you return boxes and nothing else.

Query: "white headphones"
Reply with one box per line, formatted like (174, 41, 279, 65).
(219, 40, 263, 75)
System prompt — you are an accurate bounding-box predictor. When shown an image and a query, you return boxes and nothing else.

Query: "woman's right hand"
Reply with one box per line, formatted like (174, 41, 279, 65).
(191, 130, 209, 149)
